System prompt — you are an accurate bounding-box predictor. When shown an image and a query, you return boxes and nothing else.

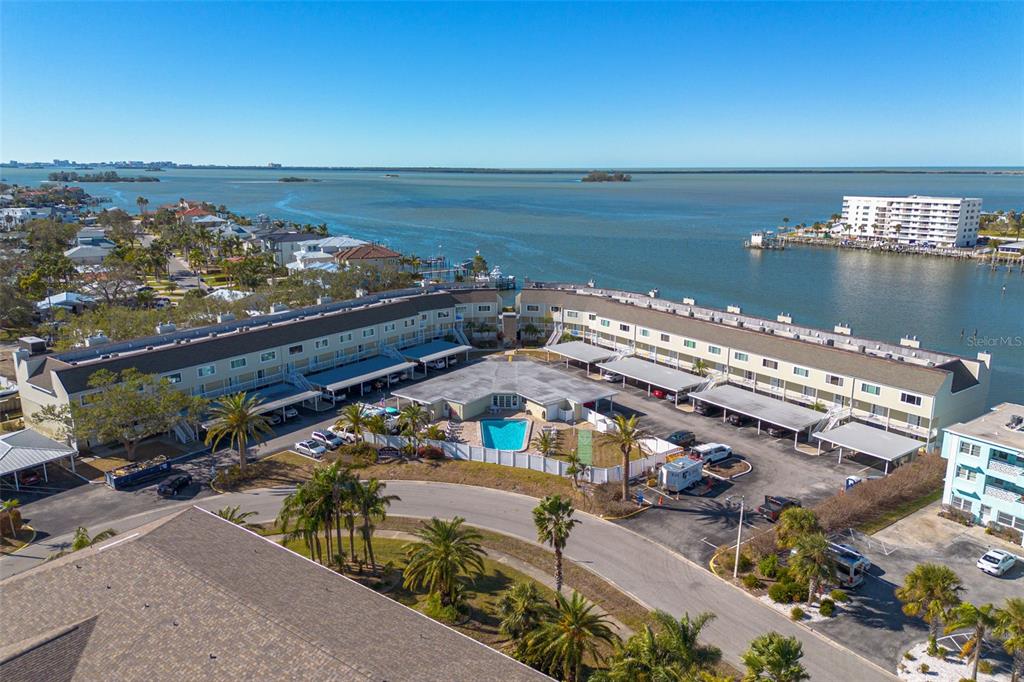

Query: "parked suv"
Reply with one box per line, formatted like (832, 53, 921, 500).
(726, 413, 750, 427)
(311, 430, 345, 450)
(691, 443, 732, 464)
(757, 495, 802, 522)
(693, 401, 720, 417)
(157, 473, 192, 497)
(665, 430, 697, 447)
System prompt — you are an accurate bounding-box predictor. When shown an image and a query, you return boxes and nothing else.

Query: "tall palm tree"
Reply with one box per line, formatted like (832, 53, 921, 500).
(896, 563, 964, 654)
(352, 479, 398, 568)
(564, 449, 586, 489)
(692, 358, 709, 377)
(599, 610, 720, 681)
(204, 392, 274, 473)
(532, 430, 557, 456)
(945, 602, 997, 681)
(1, 498, 21, 537)
(497, 581, 551, 659)
(136, 195, 149, 216)
(650, 610, 721, 672)
(789, 532, 834, 605)
(336, 403, 367, 440)
(775, 507, 820, 549)
(527, 590, 618, 682)
(994, 597, 1024, 682)
(741, 631, 809, 682)
(533, 494, 580, 592)
(398, 403, 428, 435)
(403, 516, 486, 608)
(278, 481, 325, 564)
(215, 505, 258, 528)
(604, 414, 643, 503)
(365, 413, 389, 435)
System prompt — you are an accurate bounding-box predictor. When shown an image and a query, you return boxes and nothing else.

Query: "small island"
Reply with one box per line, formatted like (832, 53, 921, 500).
(278, 176, 320, 183)
(581, 171, 632, 183)
(48, 171, 159, 183)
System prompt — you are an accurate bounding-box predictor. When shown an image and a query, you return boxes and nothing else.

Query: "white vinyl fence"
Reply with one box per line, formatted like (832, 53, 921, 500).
(362, 422, 681, 485)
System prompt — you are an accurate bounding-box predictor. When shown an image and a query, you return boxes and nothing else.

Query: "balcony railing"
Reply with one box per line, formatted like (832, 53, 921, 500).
(988, 459, 1024, 479)
(984, 484, 1024, 504)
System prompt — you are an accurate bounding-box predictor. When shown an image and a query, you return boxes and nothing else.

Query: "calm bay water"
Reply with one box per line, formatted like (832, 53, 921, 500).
(4, 167, 1022, 404)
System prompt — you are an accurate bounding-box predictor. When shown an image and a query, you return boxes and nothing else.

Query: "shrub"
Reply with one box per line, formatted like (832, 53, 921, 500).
(790, 606, 805, 621)
(985, 521, 1024, 544)
(715, 547, 754, 574)
(904, 652, 916, 661)
(758, 554, 780, 579)
(417, 445, 445, 461)
(422, 592, 463, 624)
(334, 442, 379, 466)
(829, 589, 849, 603)
(818, 599, 835, 617)
(978, 660, 994, 675)
(939, 505, 975, 527)
(918, 663, 929, 674)
(742, 574, 763, 590)
(768, 583, 792, 604)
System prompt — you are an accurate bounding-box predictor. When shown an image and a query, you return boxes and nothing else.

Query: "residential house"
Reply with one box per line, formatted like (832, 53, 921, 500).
(334, 243, 402, 270)
(63, 244, 112, 266)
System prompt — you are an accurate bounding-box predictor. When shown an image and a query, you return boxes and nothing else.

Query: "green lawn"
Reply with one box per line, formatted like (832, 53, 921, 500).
(280, 535, 557, 646)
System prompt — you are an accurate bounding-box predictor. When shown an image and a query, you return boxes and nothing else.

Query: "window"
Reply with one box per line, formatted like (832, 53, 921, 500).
(362, 329, 375, 338)
(900, 392, 922, 406)
(600, 320, 610, 328)
(339, 333, 353, 342)
(955, 465, 977, 481)
(260, 351, 276, 362)
(404, 319, 416, 328)
(526, 305, 539, 312)
(288, 344, 303, 355)
(762, 359, 778, 369)
(640, 328, 649, 337)
(793, 367, 809, 378)
(477, 305, 491, 312)
(588, 313, 596, 321)
(996, 512, 1024, 530)
(550, 307, 560, 313)
(734, 352, 749, 362)
(949, 495, 972, 512)
(383, 323, 395, 332)
(315, 338, 329, 349)
(619, 324, 630, 332)
(436, 311, 450, 319)
(708, 346, 721, 355)
(683, 339, 696, 349)
(660, 333, 670, 343)
(198, 365, 216, 377)
(230, 358, 246, 369)
(826, 374, 844, 387)
(991, 449, 1015, 463)
(164, 373, 182, 384)
(861, 383, 881, 396)
(566, 311, 578, 319)
(958, 441, 981, 457)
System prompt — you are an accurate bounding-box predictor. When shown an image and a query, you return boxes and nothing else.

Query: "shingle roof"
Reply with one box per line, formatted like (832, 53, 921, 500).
(0, 507, 549, 682)
(522, 290, 958, 395)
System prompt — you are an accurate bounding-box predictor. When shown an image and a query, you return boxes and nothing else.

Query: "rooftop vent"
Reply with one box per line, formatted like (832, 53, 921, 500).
(1006, 415, 1023, 431)
(727, 305, 741, 315)
(682, 297, 695, 305)
(146, 346, 154, 351)
(777, 313, 792, 324)
(900, 335, 921, 349)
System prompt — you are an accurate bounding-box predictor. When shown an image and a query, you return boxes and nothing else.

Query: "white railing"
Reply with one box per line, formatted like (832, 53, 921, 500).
(196, 371, 284, 399)
(361, 431, 676, 485)
(984, 484, 1023, 504)
(987, 460, 1024, 479)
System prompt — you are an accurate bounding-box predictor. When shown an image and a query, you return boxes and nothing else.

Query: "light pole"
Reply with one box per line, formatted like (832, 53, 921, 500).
(727, 495, 745, 580)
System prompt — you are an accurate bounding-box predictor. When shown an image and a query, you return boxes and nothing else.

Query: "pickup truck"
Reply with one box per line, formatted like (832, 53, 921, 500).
(757, 495, 802, 522)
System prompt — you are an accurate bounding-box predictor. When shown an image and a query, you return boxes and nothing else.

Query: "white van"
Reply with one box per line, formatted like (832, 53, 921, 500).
(692, 443, 732, 464)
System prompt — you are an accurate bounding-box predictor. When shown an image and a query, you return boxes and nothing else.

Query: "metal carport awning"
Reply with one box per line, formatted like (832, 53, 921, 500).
(0, 428, 79, 490)
(596, 356, 704, 404)
(544, 340, 619, 370)
(688, 384, 826, 446)
(400, 340, 472, 365)
(305, 356, 417, 395)
(813, 421, 924, 474)
(202, 384, 321, 428)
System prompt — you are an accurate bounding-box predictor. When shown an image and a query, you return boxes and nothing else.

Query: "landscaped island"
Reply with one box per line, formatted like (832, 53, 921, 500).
(47, 171, 159, 183)
(278, 176, 320, 183)
(581, 171, 632, 182)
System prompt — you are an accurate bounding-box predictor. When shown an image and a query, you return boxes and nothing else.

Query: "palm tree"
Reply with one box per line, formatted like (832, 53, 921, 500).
(599, 610, 720, 681)
(204, 392, 274, 473)
(336, 403, 367, 440)
(398, 403, 428, 432)
(564, 449, 586, 490)
(527, 591, 618, 682)
(423, 423, 446, 441)
(789, 532, 834, 605)
(533, 495, 580, 592)
(136, 195, 149, 215)
(403, 516, 486, 608)
(48, 526, 118, 560)
(215, 505, 258, 528)
(945, 602, 998, 681)
(741, 631, 809, 682)
(692, 358, 708, 377)
(497, 581, 551, 658)
(994, 597, 1024, 682)
(651, 610, 721, 672)
(1, 498, 21, 537)
(604, 414, 643, 503)
(775, 507, 820, 549)
(352, 479, 398, 568)
(532, 430, 557, 456)
(365, 413, 389, 435)
(895, 563, 964, 654)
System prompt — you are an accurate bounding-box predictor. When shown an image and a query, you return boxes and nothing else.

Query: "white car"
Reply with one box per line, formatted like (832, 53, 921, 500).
(295, 440, 326, 459)
(283, 407, 299, 419)
(602, 372, 620, 383)
(692, 443, 732, 464)
(977, 549, 1017, 576)
(427, 359, 447, 369)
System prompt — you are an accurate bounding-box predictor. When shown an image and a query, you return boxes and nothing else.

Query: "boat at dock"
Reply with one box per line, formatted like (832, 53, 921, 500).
(744, 230, 785, 250)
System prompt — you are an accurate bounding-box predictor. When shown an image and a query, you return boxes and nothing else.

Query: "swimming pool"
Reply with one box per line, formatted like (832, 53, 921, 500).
(480, 419, 529, 451)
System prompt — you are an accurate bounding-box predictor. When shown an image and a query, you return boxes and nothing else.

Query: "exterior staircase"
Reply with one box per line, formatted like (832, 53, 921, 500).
(545, 324, 564, 346)
(453, 326, 471, 346)
(285, 371, 316, 392)
(172, 422, 196, 445)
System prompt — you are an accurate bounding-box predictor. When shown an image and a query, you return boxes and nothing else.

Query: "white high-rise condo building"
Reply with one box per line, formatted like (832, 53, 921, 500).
(841, 195, 982, 247)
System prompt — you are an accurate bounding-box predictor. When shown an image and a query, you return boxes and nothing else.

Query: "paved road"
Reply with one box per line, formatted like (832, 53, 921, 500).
(3, 481, 893, 680)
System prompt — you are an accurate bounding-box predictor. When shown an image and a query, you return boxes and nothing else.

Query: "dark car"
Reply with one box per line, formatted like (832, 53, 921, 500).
(665, 430, 697, 447)
(765, 425, 789, 438)
(157, 473, 192, 497)
(757, 495, 802, 522)
(18, 470, 42, 486)
(726, 413, 750, 427)
(693, 401, 720, 417)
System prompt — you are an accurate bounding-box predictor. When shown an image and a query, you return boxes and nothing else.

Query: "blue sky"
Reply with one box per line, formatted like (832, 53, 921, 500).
(2, 2, 1021, 167)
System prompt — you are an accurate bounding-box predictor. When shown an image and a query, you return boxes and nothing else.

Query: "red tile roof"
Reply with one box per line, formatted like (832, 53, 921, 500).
(334, 244, 402, 261)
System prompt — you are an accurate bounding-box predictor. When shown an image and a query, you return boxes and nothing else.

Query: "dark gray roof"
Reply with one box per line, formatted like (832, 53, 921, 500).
(39, 294, 463, 394)
(0, 429, 77, 477)
(264, 231, 315, 243)
(544, 341, 619, 364)
(689, 384, 826, 431)
(813, 422, 924, 461)
(522, 290, 957, 395)
(0, 507, 548, 682)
